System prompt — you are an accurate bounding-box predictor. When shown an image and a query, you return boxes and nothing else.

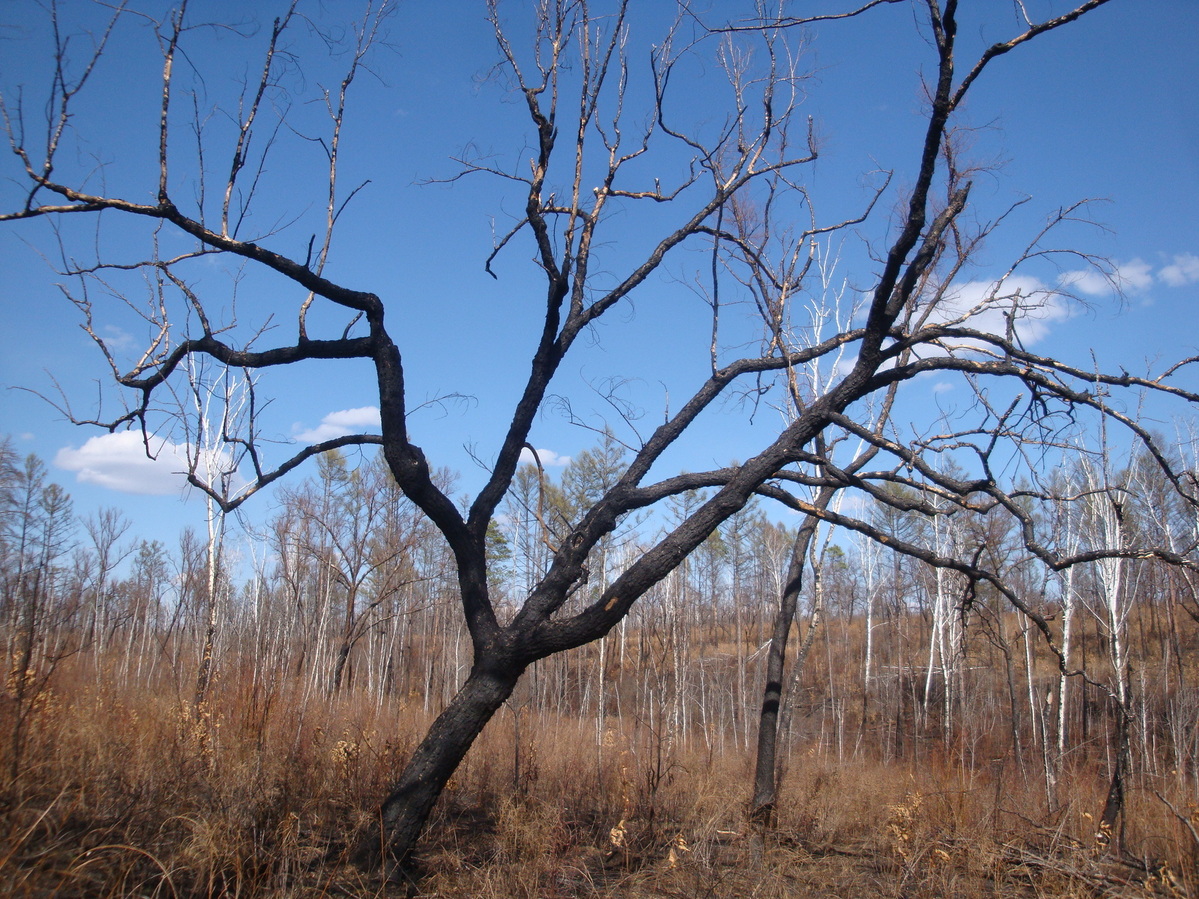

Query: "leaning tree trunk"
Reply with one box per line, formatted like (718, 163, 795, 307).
(774, 573, 824, 783)
(750, 495, 828, 826)
(358, 657, 523, 876)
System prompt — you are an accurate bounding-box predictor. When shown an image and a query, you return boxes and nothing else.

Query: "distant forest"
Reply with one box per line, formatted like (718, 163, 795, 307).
(5, 433, 1198, 881)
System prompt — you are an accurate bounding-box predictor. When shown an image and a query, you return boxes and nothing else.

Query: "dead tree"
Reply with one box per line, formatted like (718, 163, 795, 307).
(5, 0, 1194, 874)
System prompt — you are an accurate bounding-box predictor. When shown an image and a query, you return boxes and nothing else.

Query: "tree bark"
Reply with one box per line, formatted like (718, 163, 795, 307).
(358, 656, 523, 875)
(331, 640, 351, 693)
(1099, 682, 1133, 851)
(750, 498, 826, 825)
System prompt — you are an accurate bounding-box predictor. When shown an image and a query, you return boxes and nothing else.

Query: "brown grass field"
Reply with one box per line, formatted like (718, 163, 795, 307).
(3, 657, 1197, 899)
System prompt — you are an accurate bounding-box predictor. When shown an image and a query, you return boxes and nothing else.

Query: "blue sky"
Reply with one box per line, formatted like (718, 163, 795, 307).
(1, 0, 1197, 547)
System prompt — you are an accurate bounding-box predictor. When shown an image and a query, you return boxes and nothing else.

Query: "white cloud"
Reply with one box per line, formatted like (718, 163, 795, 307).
(1058, 258, 1153, 296)
(293, 406, 381, 442)
(1160, 253, 1199, 287)
(1114, 259, 1153, 292)
(101, 325, 136, 352)
(55, 431, 193, 496)
(519, 446, 572, 467)
(1057, 253, 1199, 297)
(932, 381, 954, 394)
(1057, 268, 1113, 297)
(927, 275, 1072, 347)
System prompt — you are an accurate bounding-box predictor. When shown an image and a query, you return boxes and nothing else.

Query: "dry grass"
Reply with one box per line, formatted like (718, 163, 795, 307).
(2, 664, 1196, 898)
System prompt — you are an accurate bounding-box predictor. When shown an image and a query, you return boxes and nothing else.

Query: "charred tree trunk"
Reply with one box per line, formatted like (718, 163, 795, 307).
(1099, 681, 1134, 851)
(331, 640, 351, 693)
(358, 655, 523, 876)
(750, 492, 831, 827)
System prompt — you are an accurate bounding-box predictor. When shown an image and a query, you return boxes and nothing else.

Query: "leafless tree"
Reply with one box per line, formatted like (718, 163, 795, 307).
(4, 0, 1196, 875)
(0, 452, 76, 786)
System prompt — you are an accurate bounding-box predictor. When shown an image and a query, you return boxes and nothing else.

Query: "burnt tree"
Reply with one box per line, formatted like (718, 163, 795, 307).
(5, 0, 1194, 874)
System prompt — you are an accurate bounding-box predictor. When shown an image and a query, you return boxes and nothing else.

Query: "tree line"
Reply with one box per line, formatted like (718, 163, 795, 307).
(5, 432, 1197, 848)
